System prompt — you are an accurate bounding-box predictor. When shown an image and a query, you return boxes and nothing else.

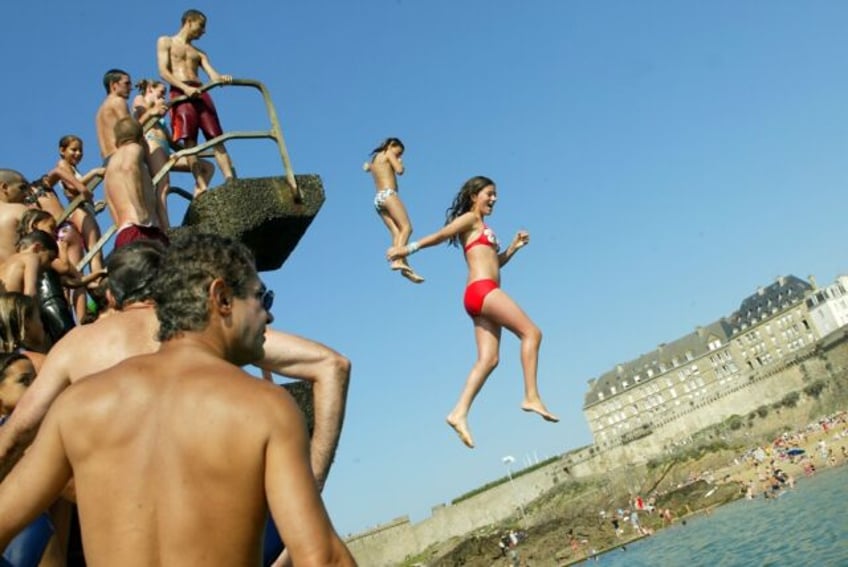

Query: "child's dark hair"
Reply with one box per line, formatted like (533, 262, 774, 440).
(0, 352, 29, 380)
(102, 68, 129, 94)
(17, 229, 58, 255)
(18, 209, 54, 242)
(58, 135, 82, 150)
(370, 137, 404, 157)
(135, 78, 164, 93)
(444, 176, 496, 247)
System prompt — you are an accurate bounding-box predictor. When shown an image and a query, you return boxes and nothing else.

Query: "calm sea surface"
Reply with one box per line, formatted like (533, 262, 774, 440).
(584, 465, 848, 567)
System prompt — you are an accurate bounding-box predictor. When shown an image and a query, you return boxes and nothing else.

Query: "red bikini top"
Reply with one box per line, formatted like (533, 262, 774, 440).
(463, 224, 500, 253)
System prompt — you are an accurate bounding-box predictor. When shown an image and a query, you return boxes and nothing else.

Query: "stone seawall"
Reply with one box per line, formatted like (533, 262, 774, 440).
(345, 461, 564, 566)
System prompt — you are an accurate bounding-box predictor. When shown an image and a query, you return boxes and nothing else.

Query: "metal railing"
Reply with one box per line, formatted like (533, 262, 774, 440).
(71, 77, 297, 270)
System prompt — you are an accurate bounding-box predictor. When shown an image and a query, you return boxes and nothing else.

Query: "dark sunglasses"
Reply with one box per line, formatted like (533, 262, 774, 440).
(257, 284, 274, 312)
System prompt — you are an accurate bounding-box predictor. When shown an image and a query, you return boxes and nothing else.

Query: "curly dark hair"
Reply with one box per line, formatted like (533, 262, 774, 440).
(152, 232, 257, 342)
(444, 175, 495, 247)
(106, 240, 167, 309)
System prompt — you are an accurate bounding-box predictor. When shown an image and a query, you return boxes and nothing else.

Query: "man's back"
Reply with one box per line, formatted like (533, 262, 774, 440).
(104, 141, 157, 228)
(56, 306, 160, 385)
(95, 94, 127, 159)
(56, 345, 320, 566)
(0, 203, 28, 262)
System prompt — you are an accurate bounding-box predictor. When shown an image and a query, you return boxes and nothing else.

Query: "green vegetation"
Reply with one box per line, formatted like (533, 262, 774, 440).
(728, 414, 744, 431)
(781, 391, 800, 408)
(804, 379, 826, 399)
(451, 456, 560, 505)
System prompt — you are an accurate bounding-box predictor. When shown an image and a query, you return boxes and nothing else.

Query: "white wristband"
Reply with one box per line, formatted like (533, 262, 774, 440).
(407, 241, 421, 255)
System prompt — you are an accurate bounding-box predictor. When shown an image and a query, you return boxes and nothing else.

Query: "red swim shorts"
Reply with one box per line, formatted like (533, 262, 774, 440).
(170, 82, 224, 143)
(463, 279, 499, 317)
(114, 224, 170, 250)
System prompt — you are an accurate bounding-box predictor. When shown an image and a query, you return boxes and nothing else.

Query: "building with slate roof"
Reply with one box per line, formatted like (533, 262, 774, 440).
(582, 274, 848, 451)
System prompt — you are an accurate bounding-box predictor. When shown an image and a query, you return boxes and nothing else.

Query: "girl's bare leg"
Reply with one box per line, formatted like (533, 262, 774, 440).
(147, 145, 171, 228)
(64, 229, 87, 323)
(378, 209, 403, 269)
(172, 156, 214, 196)
(71, 209, 103, 273)
(380, 195, 423, 283)
(480, 289, 559, 422)
(446, 316, 501, 448)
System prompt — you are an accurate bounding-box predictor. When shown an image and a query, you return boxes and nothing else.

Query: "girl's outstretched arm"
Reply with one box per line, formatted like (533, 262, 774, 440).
(387, 212, 476, 260)
(78, 167, 106, 186)
(60, 270, 107, 289)
(498, 230, 529, 268)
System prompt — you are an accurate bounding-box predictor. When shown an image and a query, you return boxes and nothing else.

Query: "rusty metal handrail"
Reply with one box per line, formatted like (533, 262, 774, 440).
(149, 78, 299, 201)
(76, 77, 298, 270)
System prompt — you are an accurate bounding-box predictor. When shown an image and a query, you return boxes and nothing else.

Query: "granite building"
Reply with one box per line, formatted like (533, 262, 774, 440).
(583, 275, 848, 451)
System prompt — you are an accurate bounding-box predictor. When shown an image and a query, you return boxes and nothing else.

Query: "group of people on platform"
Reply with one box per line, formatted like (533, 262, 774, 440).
(0, 5, 566, 566)
(0, 8, 357, 567)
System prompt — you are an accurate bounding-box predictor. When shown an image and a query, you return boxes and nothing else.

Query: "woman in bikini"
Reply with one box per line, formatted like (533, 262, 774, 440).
(133, 79, 215, 206)
(47, 135, 105, 273)
(388, 175, 558, 448)
(364, 137, 423, 283)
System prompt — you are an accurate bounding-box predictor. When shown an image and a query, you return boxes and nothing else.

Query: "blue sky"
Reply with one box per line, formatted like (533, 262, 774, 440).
(2, 1, 847, 536)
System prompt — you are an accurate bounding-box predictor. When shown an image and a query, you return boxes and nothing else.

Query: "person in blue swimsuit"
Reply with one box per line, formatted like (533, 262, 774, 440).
(132, 78, 215, 199)
(388, 175, 558, 448)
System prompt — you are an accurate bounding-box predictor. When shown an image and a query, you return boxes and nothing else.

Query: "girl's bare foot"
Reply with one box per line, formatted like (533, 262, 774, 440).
(390, 261, 425, 283)
(521, 400, 559, 422)
(399, 266, 424, 284)
(446, 415, 475, 448)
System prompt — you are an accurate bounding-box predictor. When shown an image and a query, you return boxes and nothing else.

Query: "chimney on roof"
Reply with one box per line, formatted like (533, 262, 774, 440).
(616, 364, 624, 375)
(696, 326, 705, 337)
(657, 343, 665, 354)
(757, 286, 765, 296)
(777, 276, 786, 286)
(808, 275, 818, 290)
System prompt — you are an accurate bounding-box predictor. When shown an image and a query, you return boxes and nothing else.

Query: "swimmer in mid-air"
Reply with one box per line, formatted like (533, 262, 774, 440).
(364, 137, 424, 283)
(388, 175, 558, 448)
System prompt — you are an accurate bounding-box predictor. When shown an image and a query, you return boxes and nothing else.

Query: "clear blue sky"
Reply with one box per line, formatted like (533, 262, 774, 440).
(2, 1, 847, 536)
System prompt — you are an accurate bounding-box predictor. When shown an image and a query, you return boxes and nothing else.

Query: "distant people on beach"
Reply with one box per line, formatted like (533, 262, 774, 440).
(364, 137, 423, 283)
(388, 175, 558, 448)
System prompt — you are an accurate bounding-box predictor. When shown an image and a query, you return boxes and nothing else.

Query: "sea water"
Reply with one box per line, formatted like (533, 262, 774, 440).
(588, 465, 848, 567)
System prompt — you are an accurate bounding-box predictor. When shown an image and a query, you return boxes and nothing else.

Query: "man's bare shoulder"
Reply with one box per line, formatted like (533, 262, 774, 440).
(51, 310, 159, 383)
(96, 95, 124, 116)
(0, 203, 27, 222)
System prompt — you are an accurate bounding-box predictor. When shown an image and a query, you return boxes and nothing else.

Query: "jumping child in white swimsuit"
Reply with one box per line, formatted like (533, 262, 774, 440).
(363, 137, 424, 283)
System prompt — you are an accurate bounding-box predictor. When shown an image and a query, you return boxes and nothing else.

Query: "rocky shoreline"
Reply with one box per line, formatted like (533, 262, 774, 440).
(407, 409, 847, 566)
